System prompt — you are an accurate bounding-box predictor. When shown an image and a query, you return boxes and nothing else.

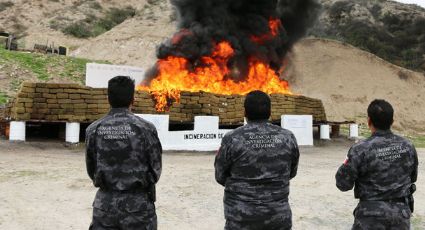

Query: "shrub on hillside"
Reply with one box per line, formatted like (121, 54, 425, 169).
(0, 1, 14, 12)
(312, 3, 425, 72)
(370, 4, 382, 19)
(62, 22, 93, 38)
(62, 6, 136, 38)
(89, 1, 102, 10)
(329, 1, 354, 20)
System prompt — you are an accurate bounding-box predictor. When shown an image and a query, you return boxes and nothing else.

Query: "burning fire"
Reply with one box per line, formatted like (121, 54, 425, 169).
(138, 18, 291, 111)
(251, 18, 282, 44)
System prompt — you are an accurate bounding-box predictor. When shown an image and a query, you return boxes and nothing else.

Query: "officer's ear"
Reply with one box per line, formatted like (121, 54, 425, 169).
(367, 117, 374, 131)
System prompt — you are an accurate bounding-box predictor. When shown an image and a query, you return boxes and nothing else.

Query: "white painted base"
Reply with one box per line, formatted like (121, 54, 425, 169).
(137, 114, 316, 150)
(66, 122, 80, 143)
(9, 121, 26, 141)
(320, 125, 331, 140)
(282, 115, 314, 146)
(349, 124, 359, 138)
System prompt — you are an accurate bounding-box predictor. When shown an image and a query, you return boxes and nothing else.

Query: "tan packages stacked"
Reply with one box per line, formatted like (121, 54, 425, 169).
(10, 82, 109, 122)
(8, 82, 326, 124)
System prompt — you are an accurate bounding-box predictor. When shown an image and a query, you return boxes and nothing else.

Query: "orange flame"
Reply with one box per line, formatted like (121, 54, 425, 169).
(138, 18, 291, 111)
(251, 18, 282, 44)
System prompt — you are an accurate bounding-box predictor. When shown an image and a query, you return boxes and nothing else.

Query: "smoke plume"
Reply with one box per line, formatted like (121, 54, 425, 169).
(147, 0, 320, 82)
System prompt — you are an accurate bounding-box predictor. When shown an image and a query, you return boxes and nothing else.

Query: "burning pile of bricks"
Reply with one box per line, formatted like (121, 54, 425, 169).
(5, 82, 327, 124)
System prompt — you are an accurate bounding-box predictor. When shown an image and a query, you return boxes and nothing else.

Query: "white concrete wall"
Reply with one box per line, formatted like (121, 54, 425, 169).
(85, 63, 145, 88)
(137, 114, 231, 151)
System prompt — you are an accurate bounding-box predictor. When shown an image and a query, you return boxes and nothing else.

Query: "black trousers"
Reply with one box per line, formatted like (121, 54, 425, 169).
(352, 201, 410, 230)
(89, 189, 156, 230)
(225, 213, 292, 230)
(89, 207, 157, 230)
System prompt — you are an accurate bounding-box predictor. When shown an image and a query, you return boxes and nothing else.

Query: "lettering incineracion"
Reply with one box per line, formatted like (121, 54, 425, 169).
(184, 133, 225, 140)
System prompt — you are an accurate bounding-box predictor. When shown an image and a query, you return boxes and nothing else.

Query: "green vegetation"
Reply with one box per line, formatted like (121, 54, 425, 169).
(0, 46, 110, 106)
(0, 91, 8, 105)
(0, 47, 49, 80)
(412, 215, 424, 229)
(407, 135, 425, 148)
(62, 6, 136, 38)
(340, 125, 425, 148)
(0, 45, 107, 83)
(312, 0, 425, 72)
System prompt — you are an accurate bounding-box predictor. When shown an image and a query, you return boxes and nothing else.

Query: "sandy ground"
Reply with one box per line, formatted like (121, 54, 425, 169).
(0, 139, 424, 230)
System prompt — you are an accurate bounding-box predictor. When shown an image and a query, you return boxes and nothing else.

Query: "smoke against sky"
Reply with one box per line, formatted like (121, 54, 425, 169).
(395, 0, 425, 8)
(151, 0, 320, 81)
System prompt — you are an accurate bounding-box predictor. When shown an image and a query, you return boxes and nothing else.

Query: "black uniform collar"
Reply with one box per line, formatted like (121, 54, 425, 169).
(372, 129, 393, 137)
(108, 107, 130, 115)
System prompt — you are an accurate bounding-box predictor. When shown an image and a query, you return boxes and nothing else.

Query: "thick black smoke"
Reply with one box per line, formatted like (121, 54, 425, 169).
(148, 0, 320, 82)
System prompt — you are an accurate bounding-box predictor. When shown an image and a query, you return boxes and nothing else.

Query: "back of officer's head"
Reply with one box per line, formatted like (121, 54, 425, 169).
(244, 90, 271, 121)
(367, 99, 394, 130)
(108, 76, 135, 108)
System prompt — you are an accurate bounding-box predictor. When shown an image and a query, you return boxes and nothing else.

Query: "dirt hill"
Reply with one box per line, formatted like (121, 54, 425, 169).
(0, 0, 146, 49)
(71, 0, 173, 67)
(288, 38, 425, 134)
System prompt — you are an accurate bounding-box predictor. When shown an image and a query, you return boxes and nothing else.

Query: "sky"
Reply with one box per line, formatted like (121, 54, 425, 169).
(394, 0, 425, 8)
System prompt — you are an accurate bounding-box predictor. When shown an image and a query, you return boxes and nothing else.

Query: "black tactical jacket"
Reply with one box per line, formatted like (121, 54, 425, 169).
(85, 108, 162, 191)
(215, 120, 300, 221)
(336, 130, 418, 201)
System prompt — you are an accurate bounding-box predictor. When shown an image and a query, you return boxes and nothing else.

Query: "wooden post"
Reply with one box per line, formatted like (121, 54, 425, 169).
(331, 124, 340, 138)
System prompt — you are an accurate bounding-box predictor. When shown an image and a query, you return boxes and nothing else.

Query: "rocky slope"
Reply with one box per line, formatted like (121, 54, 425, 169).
(311, 0, 425, 71)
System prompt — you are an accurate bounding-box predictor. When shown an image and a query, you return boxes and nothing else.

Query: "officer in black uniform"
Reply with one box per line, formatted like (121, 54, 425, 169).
(86, 76, 162, 230)
(336, 99, 418, 230)
(215, 90, 300, 230)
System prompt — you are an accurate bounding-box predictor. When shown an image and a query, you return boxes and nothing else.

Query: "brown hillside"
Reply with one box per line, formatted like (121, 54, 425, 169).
(0, 0, 146, 49)
(71, 0, 173, 66)
(288, 38, 425, 134)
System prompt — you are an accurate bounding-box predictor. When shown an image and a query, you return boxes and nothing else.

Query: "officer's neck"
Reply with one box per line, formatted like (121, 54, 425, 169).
(370, 126, 377, 134)
(110, 107, 130, 112)
(372, 128, 392, 136)
(247, 119, 269, 124)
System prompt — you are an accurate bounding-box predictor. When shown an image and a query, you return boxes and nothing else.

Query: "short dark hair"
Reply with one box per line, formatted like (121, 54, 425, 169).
(244, 90, 271, 121)
(108, 76, 135, 108)
(367, 99, 394, 130)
